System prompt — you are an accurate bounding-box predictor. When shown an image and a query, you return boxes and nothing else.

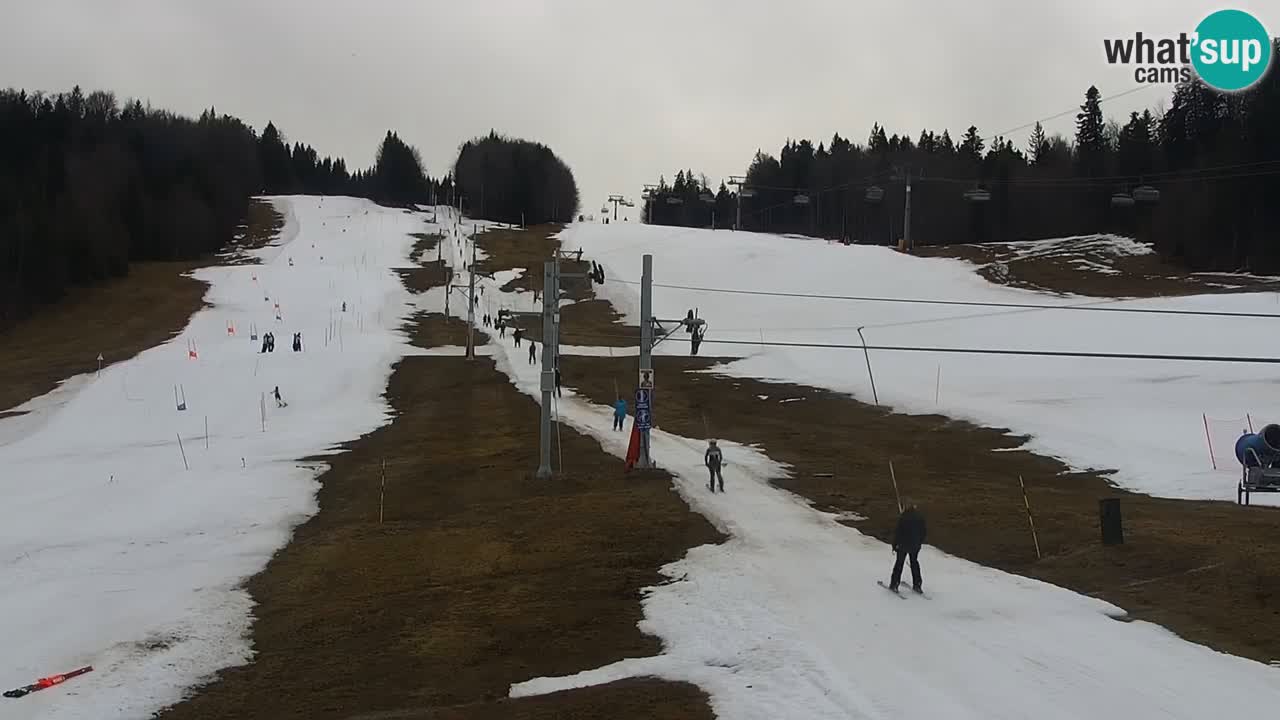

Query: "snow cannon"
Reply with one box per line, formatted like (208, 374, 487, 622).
(1235, 424, 1280, 467)
(1237, 425, 1280, 505)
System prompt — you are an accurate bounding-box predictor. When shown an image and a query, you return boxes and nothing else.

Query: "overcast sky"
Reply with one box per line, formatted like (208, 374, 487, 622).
(1, 1, 1274, 213)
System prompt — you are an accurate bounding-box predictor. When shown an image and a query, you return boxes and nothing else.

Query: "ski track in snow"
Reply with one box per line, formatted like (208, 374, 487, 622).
(0, 198, 484, 720)
(426, 224, 1280, 720)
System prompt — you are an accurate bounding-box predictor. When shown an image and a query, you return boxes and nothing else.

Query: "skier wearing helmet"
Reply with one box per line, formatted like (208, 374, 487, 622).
(705, 439, 724, 493)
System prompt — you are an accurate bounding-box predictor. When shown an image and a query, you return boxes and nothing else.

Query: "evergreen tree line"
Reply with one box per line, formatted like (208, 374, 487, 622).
(643, 170, 736, 230)
(646, 40, 1280, 273)
(256, 126, 453, 207)
(452, 131, 580, 225)
(0, 87, 445, 328)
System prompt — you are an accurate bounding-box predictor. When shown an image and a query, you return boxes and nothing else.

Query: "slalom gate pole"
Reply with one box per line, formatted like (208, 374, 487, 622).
(1019, 475, 1042, 560)
(379, 458, 386, 524)
(857, 327, 879, 405)
(177, 432, 189, 470)
(1203, 413, 1217, 470)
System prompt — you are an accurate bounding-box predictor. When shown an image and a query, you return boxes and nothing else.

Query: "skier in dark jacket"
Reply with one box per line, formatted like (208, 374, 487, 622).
(513, 327, 523, 347)
(528, 342, 537, 365)
(554, 367, 562, 397)
(705, 439, 724, 492)
(889, 500, 927, 593)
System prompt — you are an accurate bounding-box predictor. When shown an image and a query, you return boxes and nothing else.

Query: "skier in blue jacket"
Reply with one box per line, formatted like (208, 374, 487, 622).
(613, 398, 627, 430)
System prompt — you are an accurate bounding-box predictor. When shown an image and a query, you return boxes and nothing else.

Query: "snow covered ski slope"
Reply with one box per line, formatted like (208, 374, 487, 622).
(561, 222, 1280, 504)
(423, 227, 1280, 720)
(8, 204, 1279, 720)
(0, 196, 434, 719)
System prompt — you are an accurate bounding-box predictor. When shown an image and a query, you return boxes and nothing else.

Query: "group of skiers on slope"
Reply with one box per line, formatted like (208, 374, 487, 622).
(257, 333, 298, 411)
(485, 310, 932, 593)
(491, 313, 933, 591)
(258, 332, 303, 354)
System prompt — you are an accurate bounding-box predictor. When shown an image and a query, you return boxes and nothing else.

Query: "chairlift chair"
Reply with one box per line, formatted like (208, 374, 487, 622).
(1132, 185, 1160, 204)
(1110, 192, 1136, 208)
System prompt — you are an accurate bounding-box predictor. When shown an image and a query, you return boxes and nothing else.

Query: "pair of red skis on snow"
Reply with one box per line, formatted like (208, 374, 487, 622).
(3, 665, 93, 699)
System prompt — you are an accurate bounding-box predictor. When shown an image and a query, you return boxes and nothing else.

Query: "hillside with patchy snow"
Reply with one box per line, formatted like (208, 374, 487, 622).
(563, 222, 1280, 504)
(0, 197, 431, 720)
(6, 201, 1280, 720)
(433, 222, 1280, 720)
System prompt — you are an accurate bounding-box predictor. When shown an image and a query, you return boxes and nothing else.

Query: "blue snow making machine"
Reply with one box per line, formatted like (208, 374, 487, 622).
(1235, 424, 1280, 505)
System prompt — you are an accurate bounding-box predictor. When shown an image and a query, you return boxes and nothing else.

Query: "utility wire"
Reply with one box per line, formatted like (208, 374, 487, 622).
(603, 278, 1280, 320)
(923, 159, 1280, 188)
(738, 169, 898, 217)
(726, 157, 1280, 214)
(985, 85, 1157, 143)
(560, 331, 1280, 366)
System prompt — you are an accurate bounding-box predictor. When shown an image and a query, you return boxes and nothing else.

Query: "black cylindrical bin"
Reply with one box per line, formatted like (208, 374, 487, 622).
(1100, 498, 1124, 545)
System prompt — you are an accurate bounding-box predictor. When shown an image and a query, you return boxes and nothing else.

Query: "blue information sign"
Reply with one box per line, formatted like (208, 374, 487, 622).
(635, 388, 652, 430)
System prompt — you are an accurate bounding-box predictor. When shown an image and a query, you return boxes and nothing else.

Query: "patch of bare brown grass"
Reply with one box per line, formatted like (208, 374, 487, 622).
(158, 217, 720, 720)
